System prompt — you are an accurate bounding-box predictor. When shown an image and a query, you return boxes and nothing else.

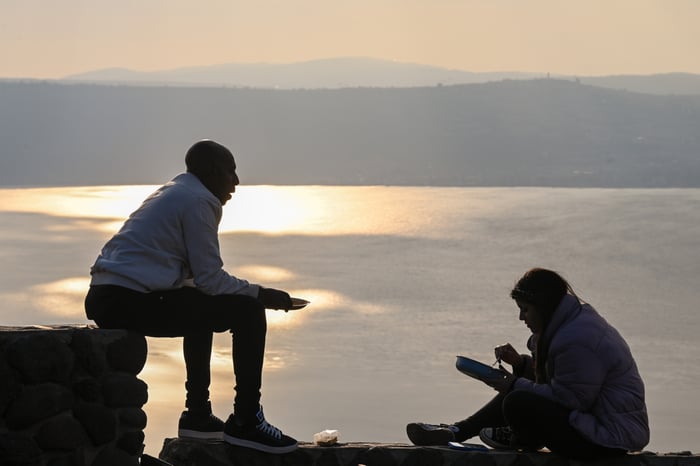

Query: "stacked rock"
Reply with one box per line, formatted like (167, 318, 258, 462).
(0, 325, 148, 466)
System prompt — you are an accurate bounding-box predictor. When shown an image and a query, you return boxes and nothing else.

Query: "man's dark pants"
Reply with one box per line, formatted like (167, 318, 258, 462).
(85, 284, 266, 421)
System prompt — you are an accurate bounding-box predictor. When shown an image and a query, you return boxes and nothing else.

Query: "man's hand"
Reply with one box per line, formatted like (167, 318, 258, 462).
(258, 287, 293, 310)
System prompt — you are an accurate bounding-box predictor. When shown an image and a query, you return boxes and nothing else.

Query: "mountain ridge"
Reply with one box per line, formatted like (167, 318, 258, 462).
(1, 78, 698, 188)
(57, 57, 700, 95)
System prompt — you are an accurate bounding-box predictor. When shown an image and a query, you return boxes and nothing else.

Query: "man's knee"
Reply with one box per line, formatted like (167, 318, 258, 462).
(236, 302, 267, 333)
(211, 294, 267, 333)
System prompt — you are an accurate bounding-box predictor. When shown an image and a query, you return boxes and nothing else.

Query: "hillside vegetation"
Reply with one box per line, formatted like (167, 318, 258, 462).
(1, 79, 699, 187)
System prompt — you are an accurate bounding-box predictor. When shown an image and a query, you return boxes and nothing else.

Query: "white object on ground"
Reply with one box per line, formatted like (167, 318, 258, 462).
(313, 429, 339, 446)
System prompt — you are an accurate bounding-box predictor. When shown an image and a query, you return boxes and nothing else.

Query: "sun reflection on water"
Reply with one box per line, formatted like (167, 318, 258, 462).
(0, 185, 332, 234)
(235, 265, 295, 283)
(264, 288, 337, 328)
(221, 186, 329, 234)
(1, 185, 156, 218)
(0, 184, 487, 326)
(0, 184, 486, 237)
(29, 277, 91, 318)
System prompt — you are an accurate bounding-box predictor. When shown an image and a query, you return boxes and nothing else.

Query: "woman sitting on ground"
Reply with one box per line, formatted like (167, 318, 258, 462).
(406, 268, 649, 460)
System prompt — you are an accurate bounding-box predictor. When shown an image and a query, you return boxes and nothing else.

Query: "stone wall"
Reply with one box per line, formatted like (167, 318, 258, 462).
(160, 439, 700, 466)
(0, 325, 148, 466)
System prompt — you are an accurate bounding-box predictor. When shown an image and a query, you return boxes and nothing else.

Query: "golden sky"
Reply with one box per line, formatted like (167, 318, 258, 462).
(1, 0, 698, 79)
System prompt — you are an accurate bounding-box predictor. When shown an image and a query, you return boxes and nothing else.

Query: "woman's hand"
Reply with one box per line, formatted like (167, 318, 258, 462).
(483, 368, 517, 393)
(494, 343, 523, 368)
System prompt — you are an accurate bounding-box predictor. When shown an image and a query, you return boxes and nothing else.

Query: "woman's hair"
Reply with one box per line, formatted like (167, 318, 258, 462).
(510, 268, 578, 382)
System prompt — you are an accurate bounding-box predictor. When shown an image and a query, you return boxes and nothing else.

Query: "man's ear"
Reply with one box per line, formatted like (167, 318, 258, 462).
(198, 160, 217, 180)
(206, 158, 222, 176)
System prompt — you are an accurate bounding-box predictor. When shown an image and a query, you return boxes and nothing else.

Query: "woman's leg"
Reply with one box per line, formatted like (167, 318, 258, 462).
(454, 392, 507, 441)
(503, 390, 626, 460)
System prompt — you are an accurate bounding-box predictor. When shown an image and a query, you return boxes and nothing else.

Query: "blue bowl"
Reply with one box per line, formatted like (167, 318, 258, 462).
(455, 355, 504, 381)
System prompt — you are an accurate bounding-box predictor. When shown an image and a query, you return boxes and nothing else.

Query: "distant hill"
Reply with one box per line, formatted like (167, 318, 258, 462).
(1, 78, 699, 188)
(59, 57, 700, 95)
(61, 57, 540, 89)
(580, 73, 700, 96)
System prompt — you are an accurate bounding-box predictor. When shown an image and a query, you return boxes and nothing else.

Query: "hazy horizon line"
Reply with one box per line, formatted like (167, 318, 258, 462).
(2, 56, 698, 81)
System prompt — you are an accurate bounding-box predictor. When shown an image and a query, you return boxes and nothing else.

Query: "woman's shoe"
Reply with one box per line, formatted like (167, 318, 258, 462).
(479, 427, 543, 451)
(406, 422, 458, 446)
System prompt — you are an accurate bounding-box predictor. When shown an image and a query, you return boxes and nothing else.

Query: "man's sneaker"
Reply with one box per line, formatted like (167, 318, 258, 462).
(406, 422, 458, 446)
(223, 406, 298, 454)
(479, 427, 543, 451)
(178, 410, 225, 440)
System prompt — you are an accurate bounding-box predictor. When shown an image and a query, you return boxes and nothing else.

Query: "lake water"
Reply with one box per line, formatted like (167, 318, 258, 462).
(1, 185, 699, 455)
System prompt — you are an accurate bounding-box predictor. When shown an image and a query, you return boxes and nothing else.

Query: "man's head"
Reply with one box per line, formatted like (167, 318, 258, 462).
(185, 140, 239, 205)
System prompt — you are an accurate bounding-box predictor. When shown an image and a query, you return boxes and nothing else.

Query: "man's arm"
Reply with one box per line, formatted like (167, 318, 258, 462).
(183, 198, 259, 296)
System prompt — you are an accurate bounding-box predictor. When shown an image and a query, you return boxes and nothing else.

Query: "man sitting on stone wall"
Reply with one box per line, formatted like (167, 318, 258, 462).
(84, 139, 298, 454)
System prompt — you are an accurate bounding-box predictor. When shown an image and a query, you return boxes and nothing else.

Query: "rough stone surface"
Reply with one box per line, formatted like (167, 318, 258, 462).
(101, 373, 148, 408)
(0, 325, 148, 466)
(73, 402, 117, 446)
(106, 332, 148, 375)
(7, 333, 75, 384)
(0, 431, 43, 465)
(160, 438, 700, 466)
(34, 415, 88, 451)
(5, 383, 74, 430)
(118, 407, 148, 430)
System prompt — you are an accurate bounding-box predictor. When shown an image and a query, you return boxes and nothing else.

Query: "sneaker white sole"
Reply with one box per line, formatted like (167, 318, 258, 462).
(478, 429, 512, 450)
(223, 433, 298, 454)
(178, 429, 224, 440)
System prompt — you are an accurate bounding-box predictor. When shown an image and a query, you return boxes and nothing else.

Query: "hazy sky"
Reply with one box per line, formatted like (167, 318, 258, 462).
(1, 0, 698, 79)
